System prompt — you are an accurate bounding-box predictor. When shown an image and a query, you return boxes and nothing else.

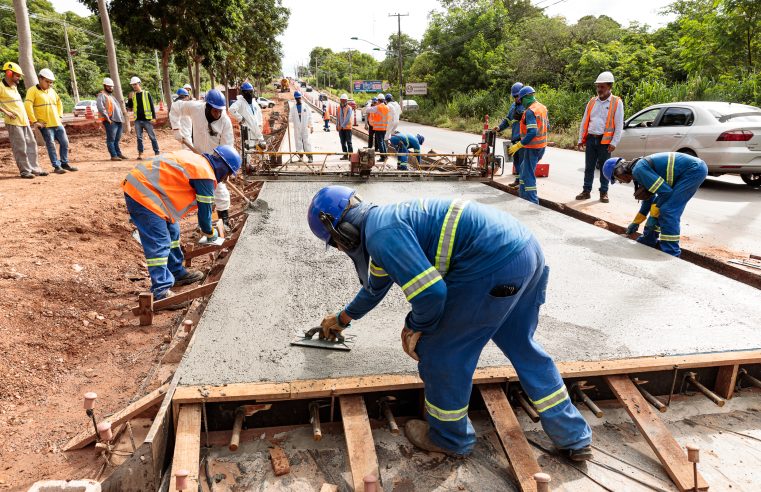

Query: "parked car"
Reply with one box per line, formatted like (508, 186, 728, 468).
(73, 100, 97, 117)
(615, 101, 761, 187)
(256, 97, 275, 109)
(402, 99, 419, 111)
(305, 86, 313, 92)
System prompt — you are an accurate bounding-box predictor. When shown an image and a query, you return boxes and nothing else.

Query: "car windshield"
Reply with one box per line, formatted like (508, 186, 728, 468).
(708, 105, 761, 123)
(76, 101, 93, 106)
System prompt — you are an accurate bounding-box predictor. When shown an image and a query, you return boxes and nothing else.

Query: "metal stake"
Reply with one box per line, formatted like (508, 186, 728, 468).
(572, 382, 603, 418)
(510, 387, 540, 423)
(685, 372, 725, 407)
(633, 378, 667, 413)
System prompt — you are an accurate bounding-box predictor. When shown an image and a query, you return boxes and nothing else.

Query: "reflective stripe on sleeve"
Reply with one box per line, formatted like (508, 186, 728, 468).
(525, 124, 538, 129)
(666, 152, 675, 186)
(531, 386, 570, 413)
(435, 200, 468, 275)
(146, 257, 168, 267)
(425, 399, 468, 422)
(648, 177, 664, 193)
(401, 266, 442, 301)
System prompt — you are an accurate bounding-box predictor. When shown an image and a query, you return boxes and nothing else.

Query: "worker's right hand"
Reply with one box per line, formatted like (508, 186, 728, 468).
(401, 326, 422, 361)
(626, 222, 640, 235)
(577, 143, 585, 152)
(320, 312, 350, 341)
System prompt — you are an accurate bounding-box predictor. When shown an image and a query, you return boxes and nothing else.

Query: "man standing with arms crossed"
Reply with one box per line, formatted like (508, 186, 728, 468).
(0, 61, 45, 178)
(97, 77, 128, 161)
(127, 76, 160, 159)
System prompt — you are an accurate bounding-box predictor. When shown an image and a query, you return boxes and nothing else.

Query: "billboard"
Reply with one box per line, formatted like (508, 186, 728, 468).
(405, 82, 427, 95)
(353, 80, 390, 93)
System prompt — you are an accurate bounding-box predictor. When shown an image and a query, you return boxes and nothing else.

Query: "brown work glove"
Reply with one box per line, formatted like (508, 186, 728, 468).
(633, 186, 654, 201)
(320, 312, 350, 341)
(401, 326, 422, 361)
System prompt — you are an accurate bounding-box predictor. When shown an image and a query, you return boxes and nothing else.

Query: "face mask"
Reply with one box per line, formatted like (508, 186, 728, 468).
(521, 95, 536, 107)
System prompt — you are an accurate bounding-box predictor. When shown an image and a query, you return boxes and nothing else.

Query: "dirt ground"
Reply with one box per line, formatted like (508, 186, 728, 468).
(0, 113, 256, 489)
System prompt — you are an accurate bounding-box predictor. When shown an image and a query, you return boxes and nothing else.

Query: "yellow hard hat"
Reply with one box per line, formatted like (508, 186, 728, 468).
(3, 62, 23, 76)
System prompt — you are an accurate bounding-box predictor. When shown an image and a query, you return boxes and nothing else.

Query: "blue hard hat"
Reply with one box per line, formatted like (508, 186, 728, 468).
(307, 185, 356, 245)
(385, 93, 393, 101)
(207, 145, 242, 176)
(371, 97, 377, 102)
(602, 157, 623, 183)
(176, 88, 189, 96)
(294, 90, 302, 98)
(205, 89, 226, 110)
(417, 134, 425, 145)
(511, 82, 524, 97)
(241, 81, 254, 91)
(517, 86, 535, 99)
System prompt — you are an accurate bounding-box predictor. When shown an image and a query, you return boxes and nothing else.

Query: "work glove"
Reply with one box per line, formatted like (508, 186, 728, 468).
(401, 326, 422, 362)
(508, 141, 524, 156)
(320, 311, 350, 341)
(255, 140, 266, 151)
(649, 203, 660, 218)
(626, 223, 640, 235)
(633, 186, 654, 201)
(173, 129, 183, 142)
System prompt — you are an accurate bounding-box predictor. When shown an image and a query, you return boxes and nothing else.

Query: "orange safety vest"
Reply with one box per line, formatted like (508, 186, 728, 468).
(337, 105, 352, 130)
(580, 95, 620, 145)
(121, 150, 217, 223)
(520, 101, 548, 149)
(323, 106, 330, 121)
(372, 103, 390, 131)
(99, 92, 114, 122)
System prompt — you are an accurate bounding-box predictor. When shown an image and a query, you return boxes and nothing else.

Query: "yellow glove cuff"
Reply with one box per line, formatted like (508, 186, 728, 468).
(633, 213, 647, 225)
(649, 204, 660, 218)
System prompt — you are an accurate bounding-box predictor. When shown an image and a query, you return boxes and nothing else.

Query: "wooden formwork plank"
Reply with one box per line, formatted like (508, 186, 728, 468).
(605, 375, 708, 492)
(339, 395, 380, 491)
(714, 364, 739, 399)
(169, 403, 202, 492)
(479, 384, 541, 492)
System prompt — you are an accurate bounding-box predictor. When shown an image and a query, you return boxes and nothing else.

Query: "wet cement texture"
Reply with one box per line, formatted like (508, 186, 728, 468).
(177, 181, 761, 386)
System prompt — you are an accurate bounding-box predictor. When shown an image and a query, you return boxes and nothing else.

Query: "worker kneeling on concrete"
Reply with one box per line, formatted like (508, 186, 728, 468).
(389, 132, 424, 170)
(307, 185, 593, 459)
(122, 145, 241, 301)
(603, 152, 707, 257)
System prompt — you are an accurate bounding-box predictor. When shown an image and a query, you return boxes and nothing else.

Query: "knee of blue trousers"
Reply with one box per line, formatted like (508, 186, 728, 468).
(537, 394, 592, 450)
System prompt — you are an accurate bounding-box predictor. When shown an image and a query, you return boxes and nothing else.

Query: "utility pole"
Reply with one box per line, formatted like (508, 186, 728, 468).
(154, 51, 164, 105)
(389, 13, 408, 105)
(97, 0, 130, 132)
(13, 0, 37, 86)
(62, 21, 80, 104)
(348, 50, 353, 96)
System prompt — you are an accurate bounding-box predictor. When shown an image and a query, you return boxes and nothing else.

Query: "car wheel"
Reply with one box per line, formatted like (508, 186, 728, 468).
(268, 103, 275, 108)
(740, 173, 761, 187)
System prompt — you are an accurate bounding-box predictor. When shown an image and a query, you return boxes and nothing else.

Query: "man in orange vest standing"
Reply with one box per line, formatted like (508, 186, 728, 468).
(365, 94, 390, 162)
(122, 145, 241, 303)
(97, 77, 128, 161)
(508, 86, 548, 204)
(575, 71, 624, 203)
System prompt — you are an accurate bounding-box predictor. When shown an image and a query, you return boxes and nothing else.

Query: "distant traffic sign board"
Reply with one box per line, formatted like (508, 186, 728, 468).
(353, 80, 389, 93)
(405, 82, 427, 95)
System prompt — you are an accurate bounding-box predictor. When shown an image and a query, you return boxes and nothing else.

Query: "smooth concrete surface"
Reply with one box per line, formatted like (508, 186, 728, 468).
(177, 181, 761, 387)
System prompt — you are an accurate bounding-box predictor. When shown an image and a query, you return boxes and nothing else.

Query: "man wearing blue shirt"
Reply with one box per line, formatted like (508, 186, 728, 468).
(495, 82, 525, 188)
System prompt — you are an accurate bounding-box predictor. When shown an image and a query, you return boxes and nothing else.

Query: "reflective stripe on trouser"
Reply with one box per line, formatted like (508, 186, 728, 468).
(518, 147, 544, 204)
(656, 162, 707, 257)
(416, 236, 592, 455)
(125, 194, 188, 297)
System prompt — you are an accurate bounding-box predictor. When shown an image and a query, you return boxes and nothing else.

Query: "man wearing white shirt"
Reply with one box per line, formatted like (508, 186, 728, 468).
(385, 93, 401, 137)
(229, 81, 264, 150)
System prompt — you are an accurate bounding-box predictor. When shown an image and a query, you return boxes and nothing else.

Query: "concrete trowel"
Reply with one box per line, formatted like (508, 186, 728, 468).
(291, 327, 354, 351)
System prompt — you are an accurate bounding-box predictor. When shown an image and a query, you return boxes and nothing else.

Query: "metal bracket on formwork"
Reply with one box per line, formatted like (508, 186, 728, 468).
(738, 368, 761, 390)
(509, 385, 540, 423)
(377, 396, 400, 434)
(571, 381, 603, 418)
(681, 371, 726, 407)
(632, 377, 668, 413)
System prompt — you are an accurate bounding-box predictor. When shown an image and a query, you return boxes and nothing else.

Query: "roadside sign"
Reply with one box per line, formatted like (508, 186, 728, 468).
(405, 82, 427, 95)
(353, 80, 388, 93)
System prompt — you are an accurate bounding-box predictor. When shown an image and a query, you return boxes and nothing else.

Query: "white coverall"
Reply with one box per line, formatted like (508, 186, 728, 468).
(387, 100, 402, 136)
(229, 95, 264, 147)
(288, 100, 313, 154)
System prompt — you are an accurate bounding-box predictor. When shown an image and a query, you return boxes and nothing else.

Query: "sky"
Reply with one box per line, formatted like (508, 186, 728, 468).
(51, 0, 677, 77)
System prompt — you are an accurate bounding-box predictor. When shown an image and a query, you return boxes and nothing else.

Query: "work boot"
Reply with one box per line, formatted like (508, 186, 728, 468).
(62, 164, 79, 172)
(559, 445, 594, 462)
(340, 155, 348, 161)
(137, 153, 143, 160)
(53, 167, 67, 174)
(20, 172, 34, 179)
(118, 155, 129, 160)
(600, 192, 609, 203)
(32, 170, 49, 176)
(111, 156, 121, 161)
(575, 190, 591, 200)
(174, 269, 204, 287)
(507, 179, 520, 190)
(404, 420, 459, 457)
(154, 289, 191, 311)
(307, 155, 313, 163)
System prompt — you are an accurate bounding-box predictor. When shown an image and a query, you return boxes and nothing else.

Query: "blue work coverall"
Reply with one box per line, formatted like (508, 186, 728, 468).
(632, 152, 708, 257)
(518, 106, 546, 204)
(497, 102, 524, 177)
(343, 199, 591, 455)
(388, 132, 421, 170)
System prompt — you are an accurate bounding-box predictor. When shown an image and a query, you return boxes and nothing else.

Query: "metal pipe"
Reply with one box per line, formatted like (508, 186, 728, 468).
(572, 384, 603, 418)
(633, 378, 667, 413)
(379, 397, 400, 434)
(740, 368, 761, 389)
(686, 372, 725, 407)
(510, 387, 540, 423)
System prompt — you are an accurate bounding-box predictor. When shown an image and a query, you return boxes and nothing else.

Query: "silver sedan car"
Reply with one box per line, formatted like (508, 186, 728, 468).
(615, 101, 761, 187)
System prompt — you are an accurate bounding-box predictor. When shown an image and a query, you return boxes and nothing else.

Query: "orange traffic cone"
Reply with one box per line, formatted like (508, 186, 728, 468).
(85, 105, 94, 120)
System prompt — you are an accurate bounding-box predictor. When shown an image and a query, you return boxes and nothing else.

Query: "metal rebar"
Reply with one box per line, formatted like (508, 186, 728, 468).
(686, 372, 725, 407)
(572, 384, 603, 418)
(667, 366, 679, 406)
(633, 378, 667, 413)
(87, 409, 99, 442)
(379, 397, 400, 434)
(511, 387, 540, 423)
(740, 368, 761, 389)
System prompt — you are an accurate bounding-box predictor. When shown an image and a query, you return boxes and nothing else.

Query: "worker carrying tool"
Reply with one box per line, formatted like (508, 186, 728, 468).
(494, 82, 525, 189)
(388, 132, 424, 170)
(122, 145, 241, 302)
(507, 86, 548, 204)
(289, 91, 314, 162)
(307, 185, 592, 459)
(603, 151, 708, 257)
(229, 81, 265, 150)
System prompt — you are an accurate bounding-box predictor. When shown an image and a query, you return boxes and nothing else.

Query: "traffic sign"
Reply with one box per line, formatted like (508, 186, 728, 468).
(405, 82, 427, 95)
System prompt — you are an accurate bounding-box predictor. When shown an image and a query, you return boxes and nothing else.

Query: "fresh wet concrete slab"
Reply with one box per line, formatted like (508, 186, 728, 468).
(177, 181, 761, 387)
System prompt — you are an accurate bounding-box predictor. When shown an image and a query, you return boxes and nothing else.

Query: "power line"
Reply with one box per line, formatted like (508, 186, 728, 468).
(0, 5, 104, 39)
(540, 0, 570, 10)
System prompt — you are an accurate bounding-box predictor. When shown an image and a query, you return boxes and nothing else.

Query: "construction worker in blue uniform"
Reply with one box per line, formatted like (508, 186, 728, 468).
(308, 185, 593, 460)
(603, 151, 707, 257)
(495, 82, 525, 189)
(122, 145, 242, 303)
(389, 132, 424, 170)
(508, 86, 548, 204)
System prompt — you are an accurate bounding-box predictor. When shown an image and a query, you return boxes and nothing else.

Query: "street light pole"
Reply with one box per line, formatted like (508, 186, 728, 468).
(389, 13, 409, 105)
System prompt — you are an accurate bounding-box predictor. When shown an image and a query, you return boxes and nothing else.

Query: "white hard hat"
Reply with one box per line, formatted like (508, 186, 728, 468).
(130, 76, 141, 85)
(595, 71, 615, 84)
(183, 83, 192, 90)
(103, 77, 114, 86)
(340, 93, 348, 100)
(38, 68, 55, 81)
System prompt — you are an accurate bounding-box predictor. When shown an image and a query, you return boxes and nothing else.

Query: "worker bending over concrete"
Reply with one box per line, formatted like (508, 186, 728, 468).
(388, 132, 424, 170)
(288, 91, 313, 163)
(229, 82, 265, 151)
(122, 145, 241, 302)
(308, 185, 593, 460)
(494, 82, 525, 189)
(604, 152, 707, 257)
(508, 86, 548, 204)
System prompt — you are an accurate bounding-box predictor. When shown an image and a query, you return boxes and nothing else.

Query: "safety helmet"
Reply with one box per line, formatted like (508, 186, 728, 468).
(371, 97, 377, 103)
(241, 81, 254, 91)
(3, 61, 23, 76)
(517, 86, 535, 99)
(385, 93, 393, 101)
(511, 82, 524, 97)
(103, 77, 114, 86)
(417, 134, 425, 145)
(340, 93, 348, 100)
(183, 83, 192, 90)
(205, 89, 226, 110)
(602, 157, 624, 183)
(595, 71, 615, 84)
(208, 145, 242, 176)
(176, 88, 189, 96)
(38, 68, 55, 81)
(307, 185, 356, 246)
(293, 90, 302, 99)
(129, 76, 141, 85)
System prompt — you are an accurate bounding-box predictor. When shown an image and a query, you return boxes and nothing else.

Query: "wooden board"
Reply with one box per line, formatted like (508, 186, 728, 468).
(63, 383, 169, 451)
(479, 384, 541, 492)
(714, 364, 739, 399)
(339, 395, 380, 492)
(168, 404, 202, 492)
(605, 375, 708, 492)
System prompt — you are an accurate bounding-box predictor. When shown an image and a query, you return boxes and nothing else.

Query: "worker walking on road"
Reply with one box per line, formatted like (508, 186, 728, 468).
(604, 152, 707, 257)
(576, 71, 624, 203)
(229, 82, 265, 151)
(288, 91, 313, 163)
(365, 95, 390, 162)
(308, 186, 593, 460)
(24, 68, 77, 174)
(389, 132, 424, 170)
(97, 77, 128, 161)
(385, 93, 401, 137)
(122, 145, 241, 302)
(0, 61, 45, 179)
(126, 76, 160, 159)
(494, 82, 525, 189)
(322, 103, 331, 132)
(508, 86, 548, 204)
(337, 94, 354, 160)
